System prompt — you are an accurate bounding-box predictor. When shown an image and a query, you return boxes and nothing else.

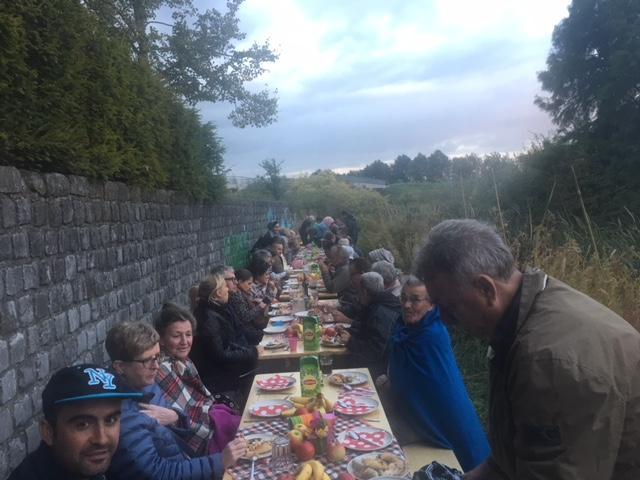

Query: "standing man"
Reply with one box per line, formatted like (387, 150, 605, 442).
(414, 219, 640, 479)
(9, 364, 142, 480)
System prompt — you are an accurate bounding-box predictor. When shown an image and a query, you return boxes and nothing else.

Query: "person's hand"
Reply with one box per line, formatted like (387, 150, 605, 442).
(463, 461, 494, 479)
(331, 310, 352, 324)
(338, 330, 351, 343)
(329, 265, 336, 274)
(258, 301, 269, 310)
(375, 374, 389, 389)
(139, 403, 179, 426)
(319, 261, 329, 272)
(222, 437, 247, 469)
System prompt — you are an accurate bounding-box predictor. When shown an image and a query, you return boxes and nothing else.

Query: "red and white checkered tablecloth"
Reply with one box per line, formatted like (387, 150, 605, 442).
(256, 375, 296, 391)
(226, 418, 405, 479)
(334, 396, 378, 416)
(338, 385, 376, 398)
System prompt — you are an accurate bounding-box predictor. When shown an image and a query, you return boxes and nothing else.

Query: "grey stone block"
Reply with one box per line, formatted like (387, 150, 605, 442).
(68, 307, 80, 332)
(5, 267, 23, 295)
(17, 295, 34, 326)
(49, 343, 65, 370)
(44, 173, 70, 197)
(48, 200, 63, 227)
(44, 230, 58, 255)
(38, 319, 52, 347)
(15, 198, 31, 225)
(36, 352, 49, 380)
(37, 261, 52, 286)
(64, 255, 77, 280)
(79, 303, 91, 325)
(0, 340, 8, 373)
(22, 171, 46, 195)
(0, 234, 12, 261)
(31, 199, 47, 226)
(8, 436, 25, 469)
(8, 333, 25, 364)
(61, 198, 73, 224)
(26, 325, 39, 354)
(1, 198, 16, 228)
(22, 263, 38, 290)
(0, 407, 12, 443)
(25, 420, 40, 452)
(12, 230, 29, 258)
(53, 312, 67, 340)
(17, 356, 35, 390)
(0, 369, 17, 403)
(35, 293, 52, 325)
(68, 175, 90, 196)
(0, 166, 26, 193)
(28, 229, 44, 257)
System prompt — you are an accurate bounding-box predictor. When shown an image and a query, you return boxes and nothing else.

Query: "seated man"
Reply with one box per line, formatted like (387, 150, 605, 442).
(371, 260, 402, 297)
(105, 321, 246, 480)
(319, 245, 352, 299)
(9, 364, 141, 480)
(338, 271, 401, 379)
(386, 276, 490, 472)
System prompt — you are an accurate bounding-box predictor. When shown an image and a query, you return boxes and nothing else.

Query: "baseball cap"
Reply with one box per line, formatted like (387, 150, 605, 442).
(42, 364, 142, 418)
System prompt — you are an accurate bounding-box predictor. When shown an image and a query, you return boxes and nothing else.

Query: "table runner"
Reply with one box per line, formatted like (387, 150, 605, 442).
(227, 417, 405, 479)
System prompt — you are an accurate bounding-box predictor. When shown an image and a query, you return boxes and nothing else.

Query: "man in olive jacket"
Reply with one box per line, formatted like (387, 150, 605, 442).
(415, 219, 640, 479)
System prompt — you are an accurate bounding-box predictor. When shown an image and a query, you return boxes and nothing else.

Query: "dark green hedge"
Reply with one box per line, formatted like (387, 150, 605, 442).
(0, 0, 225, 198)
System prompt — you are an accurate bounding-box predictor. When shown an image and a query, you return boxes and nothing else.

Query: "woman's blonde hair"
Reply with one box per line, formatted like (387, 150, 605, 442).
(197, 274, 225, 303)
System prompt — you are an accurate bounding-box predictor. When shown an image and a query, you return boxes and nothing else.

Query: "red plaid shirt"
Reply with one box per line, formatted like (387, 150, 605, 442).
(156, 357, 213, 456)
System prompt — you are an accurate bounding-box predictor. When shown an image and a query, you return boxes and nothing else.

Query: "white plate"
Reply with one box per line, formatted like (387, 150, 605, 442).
(334, 396, 379, 416)
(328, 371, 368, 386)
(241, 433, 275, 459)
(347, 453, 408, 479)
(249, 399, 294, 418)
(337, 427, 393, 452)
(294, 310, 310, 317)
(270, 315, 294, 324)
(263, 324, 288, 334)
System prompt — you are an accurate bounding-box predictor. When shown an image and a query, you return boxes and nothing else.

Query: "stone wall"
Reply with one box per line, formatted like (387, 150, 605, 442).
(0, 166, 292, 476)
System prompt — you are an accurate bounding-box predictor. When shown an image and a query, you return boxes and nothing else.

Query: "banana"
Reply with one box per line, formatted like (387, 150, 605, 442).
(296, 463, 313, 480)
(281, 407, 297, 417)
(323, 397, 334, 412)
(308, 460, 325, 480)
(291, 396, 313, 405)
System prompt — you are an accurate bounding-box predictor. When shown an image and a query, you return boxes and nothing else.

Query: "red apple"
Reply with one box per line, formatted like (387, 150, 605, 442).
(288, 429, 305, 448)
(325, 327, 336, 337)
(294, 440, 316, 461)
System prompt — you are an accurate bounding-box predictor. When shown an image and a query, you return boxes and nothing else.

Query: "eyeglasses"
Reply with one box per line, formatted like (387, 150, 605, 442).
(400, 295, 430, 305)
(224, 277, 237, 283)
(129, 354, 160, 369)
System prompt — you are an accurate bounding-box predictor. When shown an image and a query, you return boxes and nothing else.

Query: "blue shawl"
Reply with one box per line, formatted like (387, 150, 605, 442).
(388, 307, 491, 471)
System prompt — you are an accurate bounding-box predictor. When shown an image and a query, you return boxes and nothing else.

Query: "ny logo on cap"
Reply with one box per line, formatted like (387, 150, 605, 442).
(84, 368, 116, 390)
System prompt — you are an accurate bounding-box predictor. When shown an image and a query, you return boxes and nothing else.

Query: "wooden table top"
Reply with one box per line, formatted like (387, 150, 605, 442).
(223, 368, 460, 478)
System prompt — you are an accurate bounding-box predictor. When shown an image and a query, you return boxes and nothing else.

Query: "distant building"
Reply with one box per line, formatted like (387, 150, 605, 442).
(341, 175, 387, 190)
(226, 176, 254, 191)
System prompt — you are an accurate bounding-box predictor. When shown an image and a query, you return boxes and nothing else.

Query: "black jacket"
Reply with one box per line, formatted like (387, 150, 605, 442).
(9, 442, 108, 480)
(190, 300, 258, 393)
(347, 290, 401, 378)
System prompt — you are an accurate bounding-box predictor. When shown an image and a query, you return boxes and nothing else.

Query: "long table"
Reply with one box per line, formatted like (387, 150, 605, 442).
(223, 368, 460, 479)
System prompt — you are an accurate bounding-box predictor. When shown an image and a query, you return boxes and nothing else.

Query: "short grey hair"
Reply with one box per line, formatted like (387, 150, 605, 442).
(371, 261, 397, 286)
(414, 219, 514, 284)
(360, 272, 385, 294)
(332, 245, 351, 263)
(401, 275, 424, 290)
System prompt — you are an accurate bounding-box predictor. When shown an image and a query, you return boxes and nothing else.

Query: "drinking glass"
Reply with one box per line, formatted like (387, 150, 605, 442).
(319, 353, 333, 375)
(270, 435, 291, 473)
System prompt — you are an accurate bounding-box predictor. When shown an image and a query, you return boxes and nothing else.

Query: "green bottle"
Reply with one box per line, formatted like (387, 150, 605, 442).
(303, 315, 320, 351)
(299, 355, 321, 397)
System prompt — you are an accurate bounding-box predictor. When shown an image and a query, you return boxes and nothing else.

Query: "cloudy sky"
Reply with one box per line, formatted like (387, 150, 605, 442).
(197, 0, 572, 177)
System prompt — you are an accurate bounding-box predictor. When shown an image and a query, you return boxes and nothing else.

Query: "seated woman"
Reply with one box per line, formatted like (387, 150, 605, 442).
(385, 276, 490, 472)
(249, 258, 278, 303)
(190, 274, 259, 404)
(269, 238, 288, 274)
(224, 267, 266, 345)
(154, 303, 241, 456)
(106, 321, 245, 480)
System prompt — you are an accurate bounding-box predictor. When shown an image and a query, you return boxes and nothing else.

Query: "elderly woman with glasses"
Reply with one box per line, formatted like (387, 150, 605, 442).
(106, 321, 246, 480)
(383, 276, 490, 472)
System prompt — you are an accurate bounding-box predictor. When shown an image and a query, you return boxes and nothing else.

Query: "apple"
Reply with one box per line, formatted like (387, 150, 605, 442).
(288, 429, 305, 448)
(326, 443, 347, 463)
(294, 440, 316, 461)
(324, 327, 336, 337)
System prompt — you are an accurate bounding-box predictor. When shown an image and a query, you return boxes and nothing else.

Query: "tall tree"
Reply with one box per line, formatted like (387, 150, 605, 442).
(359, 159, 392, 183)
(536, 0, 640, 152)
(390, 154, 411, 183)
(425, 150, 450, 181)
(83, 0, 279, 128)
(258, 158, 285, 199)
(408, 153, 428, 182)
